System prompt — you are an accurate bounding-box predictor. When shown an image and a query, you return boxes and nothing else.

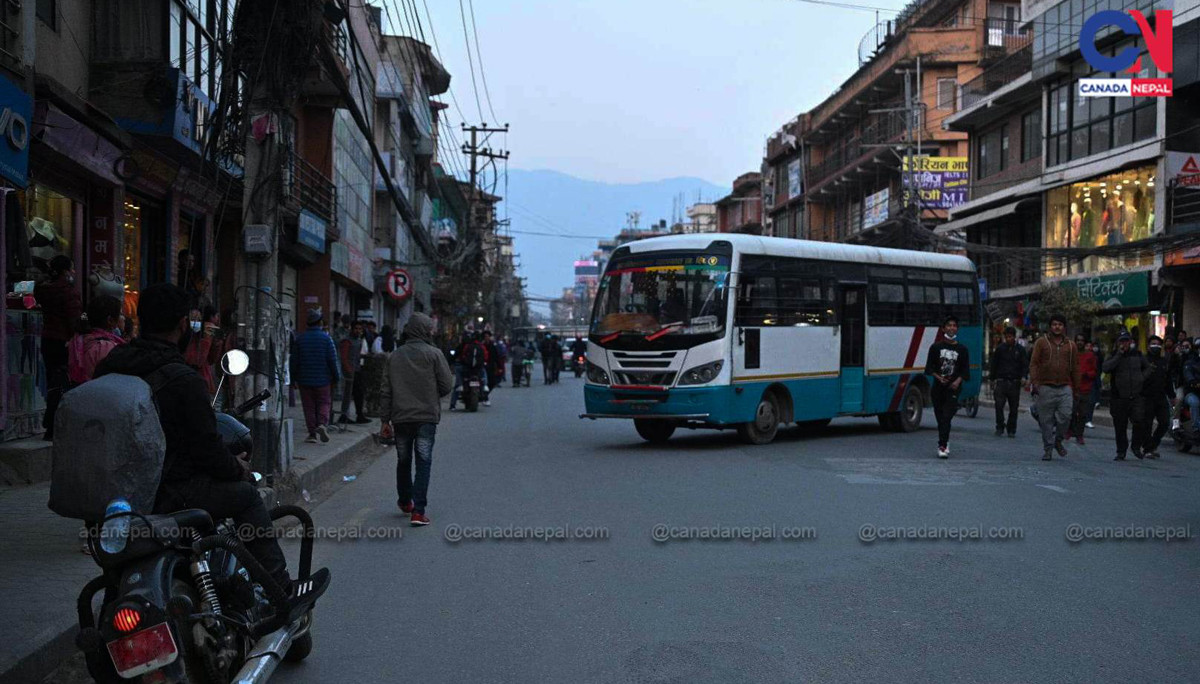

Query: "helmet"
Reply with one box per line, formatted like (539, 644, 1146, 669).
(215, 413, 253, 457)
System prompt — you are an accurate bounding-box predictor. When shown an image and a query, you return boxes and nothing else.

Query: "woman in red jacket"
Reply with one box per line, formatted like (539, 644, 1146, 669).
(1068, 334, 1099, 443)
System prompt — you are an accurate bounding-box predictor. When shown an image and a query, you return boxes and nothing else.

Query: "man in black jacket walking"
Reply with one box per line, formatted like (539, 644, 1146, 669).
(1142, 335, 1173, 458)
(925, 315, 971, 459)
(989, 326, 1027, 438)
(1103, 330, 1151, 461)
(96, 284, 329, 605)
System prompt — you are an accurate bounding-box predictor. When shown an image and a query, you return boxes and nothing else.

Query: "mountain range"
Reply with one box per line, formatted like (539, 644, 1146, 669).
(499, 169, 726, 309)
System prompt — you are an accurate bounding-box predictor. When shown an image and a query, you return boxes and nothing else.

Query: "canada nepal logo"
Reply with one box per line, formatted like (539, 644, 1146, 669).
(1078, 10, 1173, 97)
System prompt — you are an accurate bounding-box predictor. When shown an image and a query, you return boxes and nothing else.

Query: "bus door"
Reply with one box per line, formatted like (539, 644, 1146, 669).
(838, 285, 867, 413)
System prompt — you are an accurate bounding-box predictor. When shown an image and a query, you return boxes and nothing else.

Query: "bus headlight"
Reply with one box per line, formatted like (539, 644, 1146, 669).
(586, 362, 610, 385)
(677, 360, 723, 386)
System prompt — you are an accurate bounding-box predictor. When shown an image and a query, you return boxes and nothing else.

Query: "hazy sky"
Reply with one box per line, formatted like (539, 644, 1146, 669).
(412, 0, 910, 187)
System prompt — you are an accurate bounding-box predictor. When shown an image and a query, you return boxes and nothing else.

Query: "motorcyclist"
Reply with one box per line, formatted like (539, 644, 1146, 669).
(1181, 338, 1200, 437)
(571, 336, 587, 362)
(95, 283, 329, 611)
(449, 332, 486, 408)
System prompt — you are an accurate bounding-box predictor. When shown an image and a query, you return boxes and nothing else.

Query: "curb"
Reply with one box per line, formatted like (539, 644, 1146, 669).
(0, 431, 384, 684)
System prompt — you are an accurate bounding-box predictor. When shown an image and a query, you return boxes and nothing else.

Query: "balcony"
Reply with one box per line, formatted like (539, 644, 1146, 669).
(301, 21, 352, 106)
(961, 44, 1033, 110)
(977, 254, 1041, 291)
(807, 111, 907, 189)
(284, 150, 339, 240)
(983, 17, 1032, 60)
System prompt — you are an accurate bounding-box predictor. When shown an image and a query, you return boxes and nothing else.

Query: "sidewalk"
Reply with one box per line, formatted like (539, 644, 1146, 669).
(0, 405, 385, 684)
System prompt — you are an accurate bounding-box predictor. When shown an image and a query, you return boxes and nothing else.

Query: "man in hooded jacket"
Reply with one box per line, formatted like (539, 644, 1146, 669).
(380, 313, 454, 526)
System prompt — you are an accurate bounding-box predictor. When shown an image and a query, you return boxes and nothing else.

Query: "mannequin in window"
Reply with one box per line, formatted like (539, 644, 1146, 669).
(1069, 201, 1081, 246)
(1079, 197, 1097, 248)
(1103, 196, 1124, 246)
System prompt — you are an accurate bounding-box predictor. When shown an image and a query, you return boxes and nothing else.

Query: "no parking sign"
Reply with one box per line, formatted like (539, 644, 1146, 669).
(386, 268, 413, 302)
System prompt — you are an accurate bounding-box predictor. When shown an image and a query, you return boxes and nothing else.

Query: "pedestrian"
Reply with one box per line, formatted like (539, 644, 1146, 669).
(1066, 334, 1098, 445)
(337, 320, 369, 424)
(35, 255, 82, 440)
(482, 330, 500, 403)
(379, 313, 453, 527)
(291, 308, 341, 444)
(989, 326, 1027, 438)
(549, 335, 564, 383)
(510, 339, 528, 387)
(1088, 341, 1105, 425)
(1103, 330, 1150, 461)
(1029, 314, 1079, 461)
(379, 324, 397, 353)
(539, 334, 553, 383)
(182, 305, 224, 395)
(1182, 339, 1200, 436)
(1169, 337, 1191, 430)
(924, 315, 969, 459)
(67, 295, 126, 385)
(1142, 335, 1173, 458)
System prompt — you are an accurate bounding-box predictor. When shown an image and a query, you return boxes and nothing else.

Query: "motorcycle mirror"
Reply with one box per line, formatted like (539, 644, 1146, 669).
(252, 472, 263, 484)
(221, 349, 251, 376)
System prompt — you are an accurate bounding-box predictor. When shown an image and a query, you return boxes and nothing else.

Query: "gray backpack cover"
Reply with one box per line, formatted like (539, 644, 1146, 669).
(47, 366, 185, 520)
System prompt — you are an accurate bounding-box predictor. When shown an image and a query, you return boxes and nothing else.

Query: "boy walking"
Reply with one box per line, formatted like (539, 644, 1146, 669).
(989, 326, 1027, 438)
(925, 316, 970, 459)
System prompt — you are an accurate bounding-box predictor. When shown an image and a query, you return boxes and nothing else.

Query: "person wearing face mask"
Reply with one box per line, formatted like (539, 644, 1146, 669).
(1141, 335, 1172, 458)
(1066, 334, 1097, 445)
(35, 254, 83, 440)
(182, 306, 225, 395)
(1169, 337, 1192, 430)
(924, 315, 970, 459)
(1103, 330, 1150, 461)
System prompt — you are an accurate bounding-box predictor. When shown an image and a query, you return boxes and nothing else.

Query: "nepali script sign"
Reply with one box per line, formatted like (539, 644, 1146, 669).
(1057, 271, 1150, 309)
(902, 157, 968, 210)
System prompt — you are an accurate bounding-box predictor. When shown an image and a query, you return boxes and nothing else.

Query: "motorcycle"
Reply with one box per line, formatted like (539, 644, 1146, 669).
(76, 350, 322, 683)
(463, 369, 483, 412)
(1173, 395, 1198, 452)
(573, 355, 585, 378)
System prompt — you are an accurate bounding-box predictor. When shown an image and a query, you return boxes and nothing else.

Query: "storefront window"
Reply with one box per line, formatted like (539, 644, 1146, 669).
(1044, 165, 1155, 276)
(21, 183, 75, 280)
(123, 197, 143, 334)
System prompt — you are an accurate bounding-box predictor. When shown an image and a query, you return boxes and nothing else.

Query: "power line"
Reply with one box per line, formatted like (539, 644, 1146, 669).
(466, 0, 500, 124)
(457, 0, 485, 122)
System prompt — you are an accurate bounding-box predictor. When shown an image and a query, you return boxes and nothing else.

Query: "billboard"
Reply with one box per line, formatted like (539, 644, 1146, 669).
(902, 156, 968, 210)
(863, 188, 890, 229)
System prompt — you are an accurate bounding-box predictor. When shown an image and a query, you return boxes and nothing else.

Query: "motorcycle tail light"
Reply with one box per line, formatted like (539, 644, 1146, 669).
(106, 622, 178, 678)
(113, 607, 142, 633)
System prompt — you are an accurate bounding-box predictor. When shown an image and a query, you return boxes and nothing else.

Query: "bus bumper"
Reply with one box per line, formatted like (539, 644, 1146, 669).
(582, 384, 736, 425)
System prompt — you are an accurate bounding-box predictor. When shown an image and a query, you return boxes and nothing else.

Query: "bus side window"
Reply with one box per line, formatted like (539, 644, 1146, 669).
(736, 275, 777, 326)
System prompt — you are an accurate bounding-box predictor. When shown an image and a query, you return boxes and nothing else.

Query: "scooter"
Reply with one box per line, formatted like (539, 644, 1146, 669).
(76, 350, 323, 683)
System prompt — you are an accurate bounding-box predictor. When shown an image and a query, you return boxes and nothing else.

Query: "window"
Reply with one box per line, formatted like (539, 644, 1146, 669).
(169, 1, 231, 98)
(1043, 164, 1157, 276)
(866, 268, 979, 327)
(36, 0, 55, 30)
(1021, 109, 1041, 162)
(999, 125, 1009, 172)
(937, 79, 957, 110)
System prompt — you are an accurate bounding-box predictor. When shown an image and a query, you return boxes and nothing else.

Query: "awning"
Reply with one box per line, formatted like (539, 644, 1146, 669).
(935, 197, 1038, 234)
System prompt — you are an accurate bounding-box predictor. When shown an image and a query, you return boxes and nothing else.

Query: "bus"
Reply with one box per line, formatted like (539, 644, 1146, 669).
(580, 234, 982, 445)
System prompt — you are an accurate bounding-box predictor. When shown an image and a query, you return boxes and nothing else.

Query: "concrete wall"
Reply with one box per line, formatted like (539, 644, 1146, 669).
(37, 0, 91, 94)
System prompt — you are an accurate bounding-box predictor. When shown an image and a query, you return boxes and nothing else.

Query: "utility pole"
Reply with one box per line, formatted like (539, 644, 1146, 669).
(461, 123, 509, 328)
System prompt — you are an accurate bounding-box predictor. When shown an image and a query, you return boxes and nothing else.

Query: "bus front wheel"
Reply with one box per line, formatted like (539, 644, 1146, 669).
(739, 393, 780, 445)
(635, 419, 676, 444)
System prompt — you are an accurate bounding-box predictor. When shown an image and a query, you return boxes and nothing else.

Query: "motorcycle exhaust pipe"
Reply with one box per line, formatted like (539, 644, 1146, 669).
(231, 623, 297, 684)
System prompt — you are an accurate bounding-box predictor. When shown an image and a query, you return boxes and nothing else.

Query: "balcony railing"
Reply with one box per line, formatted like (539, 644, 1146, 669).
(807, 111, 908, 188)
(961, 44, 1032, 110)
(284, 150, 338, 236)
(978, 254, 1040, 291)
(984, 17, 1032, 55)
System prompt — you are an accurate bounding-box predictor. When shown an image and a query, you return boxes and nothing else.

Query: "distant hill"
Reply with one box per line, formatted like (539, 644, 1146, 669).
(500, 169, 726, 307)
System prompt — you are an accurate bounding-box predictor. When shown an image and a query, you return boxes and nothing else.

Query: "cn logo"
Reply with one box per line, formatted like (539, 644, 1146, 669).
(0, 106, 27, 152)
(1080, 10, 1173, 74)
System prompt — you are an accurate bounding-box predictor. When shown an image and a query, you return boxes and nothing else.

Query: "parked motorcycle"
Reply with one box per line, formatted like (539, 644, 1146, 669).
(1173, 398, 1198, 452)
(75, 350, 323, 683)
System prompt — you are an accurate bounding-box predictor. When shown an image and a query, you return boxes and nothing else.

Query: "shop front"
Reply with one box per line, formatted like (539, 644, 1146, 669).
(1044, 164, 1158, 277)
(1054, 270, 1162, 348)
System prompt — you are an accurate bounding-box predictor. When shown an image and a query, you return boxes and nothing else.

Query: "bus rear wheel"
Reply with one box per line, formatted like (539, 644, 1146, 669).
(739, 393, 780, 445)
(635, 419, 675, 444)
(879, 384, 924, 432)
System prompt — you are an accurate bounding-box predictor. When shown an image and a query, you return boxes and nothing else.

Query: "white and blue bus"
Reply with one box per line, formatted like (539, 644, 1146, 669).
(581, 234, 983, 445)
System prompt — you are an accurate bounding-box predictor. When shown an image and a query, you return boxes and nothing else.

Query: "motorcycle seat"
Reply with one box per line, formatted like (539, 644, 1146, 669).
(142, 508, 215, 535)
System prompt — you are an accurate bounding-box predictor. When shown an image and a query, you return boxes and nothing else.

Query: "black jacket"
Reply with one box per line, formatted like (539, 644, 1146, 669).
(95, 338, 242, 485)
(989, 342, 1027, 381)
(1102, 349, 1150, 400)
(925, 340, 970, 384)
(1142, 351, 1172, 399)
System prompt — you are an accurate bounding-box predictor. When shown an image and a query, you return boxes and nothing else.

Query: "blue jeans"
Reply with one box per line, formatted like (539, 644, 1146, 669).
(1186, 393, 1200, 431)
(394, 422, 437, 514)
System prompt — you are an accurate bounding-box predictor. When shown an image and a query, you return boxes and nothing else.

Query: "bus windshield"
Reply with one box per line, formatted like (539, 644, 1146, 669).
(591, 252, 730, 342)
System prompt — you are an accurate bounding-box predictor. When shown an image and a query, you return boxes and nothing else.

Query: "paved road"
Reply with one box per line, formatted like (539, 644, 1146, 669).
(49, 377, 1200, 682)
(272, 378, 1200, 683)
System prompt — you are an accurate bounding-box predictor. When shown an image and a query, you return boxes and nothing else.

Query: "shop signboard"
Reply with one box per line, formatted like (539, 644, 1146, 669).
(330, 242, 349, 277)
(0, 73, 31, 187)
(298, 210, 326, 253)
(901, 157, 969, 209)
(787, 159, 802, 199)
(1057, 271, 1150, 309)
(863, 188, 890, 229)
(1166, 151, 1200, 188)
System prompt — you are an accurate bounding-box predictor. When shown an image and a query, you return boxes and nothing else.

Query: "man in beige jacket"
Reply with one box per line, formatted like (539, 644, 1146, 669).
(379, 313, 454, 526)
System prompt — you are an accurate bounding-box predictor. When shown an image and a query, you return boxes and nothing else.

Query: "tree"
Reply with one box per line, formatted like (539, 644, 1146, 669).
(1036, 284, 1101, 331)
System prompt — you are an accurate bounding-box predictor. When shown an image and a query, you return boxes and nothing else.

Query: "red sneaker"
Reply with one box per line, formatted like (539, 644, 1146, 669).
(410, 512, 431, 526)
(399, 501, 414, 516)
